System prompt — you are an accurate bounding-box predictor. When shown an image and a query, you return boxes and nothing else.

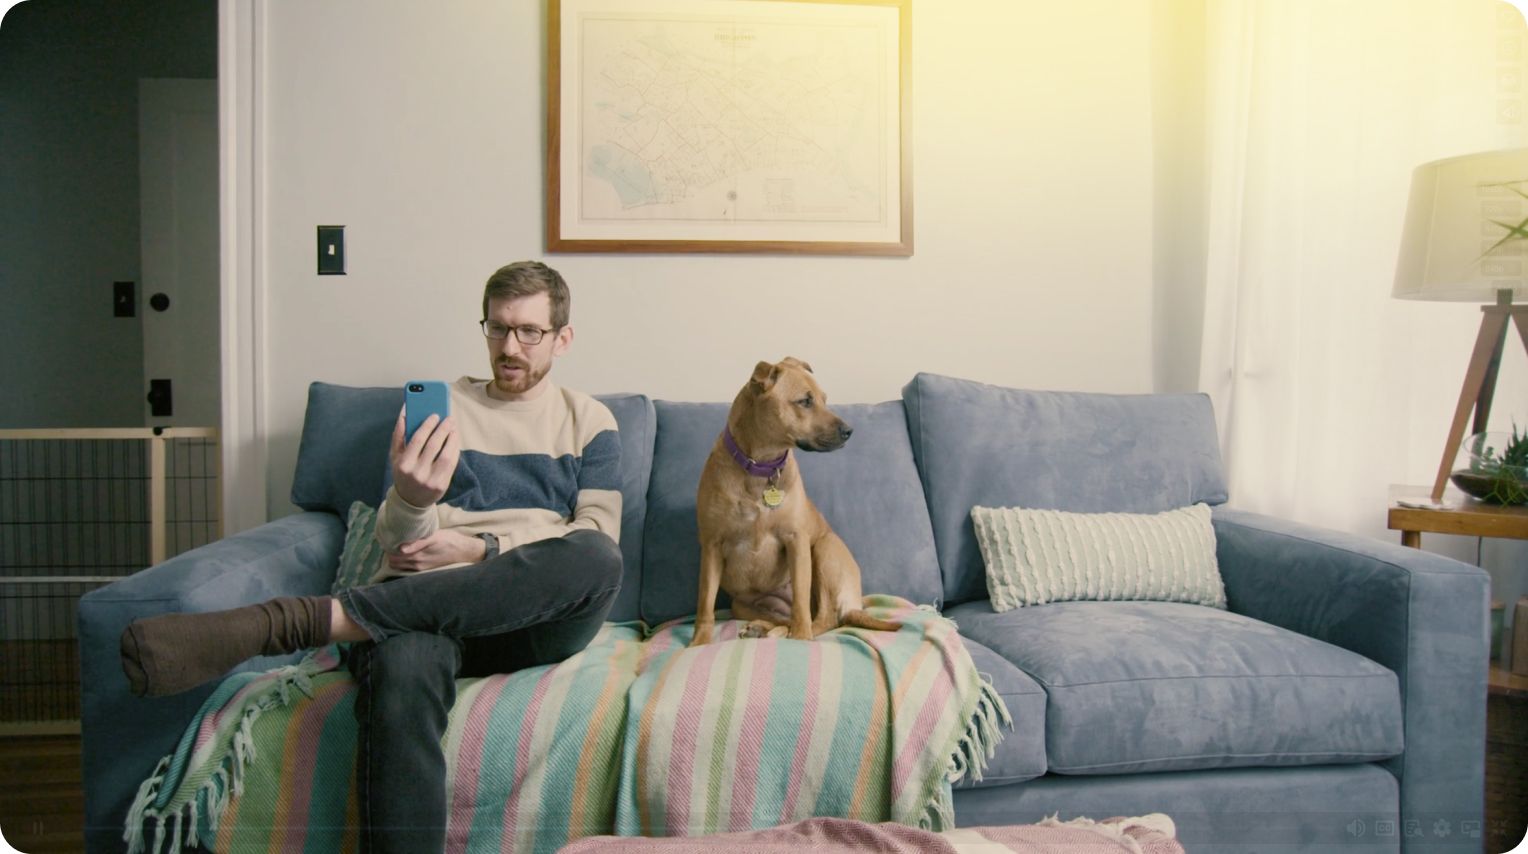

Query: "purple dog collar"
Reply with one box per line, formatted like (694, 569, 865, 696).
(722, 427, 789, 479)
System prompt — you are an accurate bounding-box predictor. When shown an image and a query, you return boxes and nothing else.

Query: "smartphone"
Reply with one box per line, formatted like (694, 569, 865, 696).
(403, 381, 450, 442)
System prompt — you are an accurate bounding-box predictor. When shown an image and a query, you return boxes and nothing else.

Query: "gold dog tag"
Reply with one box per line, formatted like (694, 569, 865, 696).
(762, 486, 784, 508)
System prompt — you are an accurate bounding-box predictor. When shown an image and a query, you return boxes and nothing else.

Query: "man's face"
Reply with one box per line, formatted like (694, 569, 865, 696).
(484, 293, 572, 401)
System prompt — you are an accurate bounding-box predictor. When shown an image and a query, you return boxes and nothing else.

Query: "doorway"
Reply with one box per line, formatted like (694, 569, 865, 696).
(140, 77, 220, 428)
(0, 0, 220, 743)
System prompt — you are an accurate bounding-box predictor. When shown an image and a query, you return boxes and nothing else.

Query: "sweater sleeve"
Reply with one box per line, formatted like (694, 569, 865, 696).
(374, 484, 438, 550)
(571, 427, 623, 540)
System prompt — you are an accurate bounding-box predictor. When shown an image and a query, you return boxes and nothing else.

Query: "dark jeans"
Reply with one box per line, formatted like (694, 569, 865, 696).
(335, 528, 623, 854)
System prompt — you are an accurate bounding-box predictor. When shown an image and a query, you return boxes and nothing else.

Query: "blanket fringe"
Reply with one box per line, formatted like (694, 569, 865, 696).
(122, 652, 333, 854)
(918, 671, 1014, 833)
(917, 790, 957, 832)
(1038, 812, 1178, 854)
(124, 757, 169, 854)
(947, 673, 1013, 786)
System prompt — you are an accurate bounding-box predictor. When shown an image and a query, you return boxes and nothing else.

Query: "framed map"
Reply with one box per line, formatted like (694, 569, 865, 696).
(548, 0, 912, 255)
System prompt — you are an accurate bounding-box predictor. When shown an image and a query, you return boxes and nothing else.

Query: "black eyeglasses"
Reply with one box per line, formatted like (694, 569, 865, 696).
(479, 320, 557, 345)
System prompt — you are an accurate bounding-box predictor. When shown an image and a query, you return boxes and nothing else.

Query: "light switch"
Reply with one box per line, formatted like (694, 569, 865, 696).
(318, 225, 345, 275)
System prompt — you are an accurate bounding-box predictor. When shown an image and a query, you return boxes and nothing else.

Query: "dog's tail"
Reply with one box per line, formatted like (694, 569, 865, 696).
(840, 609, 902, 633)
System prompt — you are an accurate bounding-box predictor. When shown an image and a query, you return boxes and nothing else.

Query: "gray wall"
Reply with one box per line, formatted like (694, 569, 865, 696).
(0, 0, 215, 428)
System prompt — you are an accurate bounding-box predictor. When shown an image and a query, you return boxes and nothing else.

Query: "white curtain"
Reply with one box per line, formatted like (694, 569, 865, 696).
(1196, 0, 1528, 540)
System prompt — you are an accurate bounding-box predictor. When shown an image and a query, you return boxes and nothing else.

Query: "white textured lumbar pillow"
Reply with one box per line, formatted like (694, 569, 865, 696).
(970, 503, 1225, 612)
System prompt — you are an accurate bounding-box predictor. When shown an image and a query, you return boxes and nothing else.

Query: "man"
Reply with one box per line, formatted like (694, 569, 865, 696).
(118, 261, 624, 853)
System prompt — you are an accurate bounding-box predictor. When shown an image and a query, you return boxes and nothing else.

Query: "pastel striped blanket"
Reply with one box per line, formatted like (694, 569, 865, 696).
(125, 595, 1011, 853)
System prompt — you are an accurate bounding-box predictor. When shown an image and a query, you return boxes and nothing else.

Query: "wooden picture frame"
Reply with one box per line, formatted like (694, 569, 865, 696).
(547, 0, 912, 255)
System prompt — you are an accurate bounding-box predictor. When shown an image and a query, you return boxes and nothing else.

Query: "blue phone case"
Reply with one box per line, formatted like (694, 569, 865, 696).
(404, 381, 450, 442)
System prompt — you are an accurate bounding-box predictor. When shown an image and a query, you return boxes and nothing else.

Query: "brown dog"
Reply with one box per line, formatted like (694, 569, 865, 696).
(691, 358, 900, 646)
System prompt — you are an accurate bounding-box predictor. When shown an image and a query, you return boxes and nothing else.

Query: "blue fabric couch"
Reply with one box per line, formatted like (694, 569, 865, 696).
(78, 372, 1489, 852)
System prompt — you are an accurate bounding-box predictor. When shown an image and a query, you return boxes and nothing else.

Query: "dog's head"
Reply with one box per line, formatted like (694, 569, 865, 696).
(746, 357, 853, 452)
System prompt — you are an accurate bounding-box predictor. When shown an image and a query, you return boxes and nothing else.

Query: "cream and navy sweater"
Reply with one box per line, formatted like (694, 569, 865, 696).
(373, 376, 622, 580)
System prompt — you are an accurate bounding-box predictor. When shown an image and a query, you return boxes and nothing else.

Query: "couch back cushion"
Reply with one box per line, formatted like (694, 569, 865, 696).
(901, 373, 1228, 606)
(641, 400, 943, 624)
(290, 383, 400, 515)
(289, 382, 656, 621)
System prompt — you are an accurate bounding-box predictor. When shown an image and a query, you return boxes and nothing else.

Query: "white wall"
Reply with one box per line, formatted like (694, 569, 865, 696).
(256, 0, 1160, 517)
(238, 0, 1528, 659)
(1149, 0, 1206, 395)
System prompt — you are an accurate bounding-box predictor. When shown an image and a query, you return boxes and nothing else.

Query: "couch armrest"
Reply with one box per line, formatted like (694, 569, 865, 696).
(77, 511, 344, 853)
(1211, 506, 1489, 851)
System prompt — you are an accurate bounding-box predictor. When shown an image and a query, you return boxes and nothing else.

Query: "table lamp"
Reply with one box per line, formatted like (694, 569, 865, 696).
(1393, 148, 1528, 502)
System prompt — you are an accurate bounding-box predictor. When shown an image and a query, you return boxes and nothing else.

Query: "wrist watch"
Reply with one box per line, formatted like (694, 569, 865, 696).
(477, 532, 500, 561)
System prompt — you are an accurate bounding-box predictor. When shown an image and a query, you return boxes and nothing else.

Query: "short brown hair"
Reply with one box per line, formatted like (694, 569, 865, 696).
(482, 261, 570, 328)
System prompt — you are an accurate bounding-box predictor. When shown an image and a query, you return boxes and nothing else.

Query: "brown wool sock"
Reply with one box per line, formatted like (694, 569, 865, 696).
(119, 595, 333, 697)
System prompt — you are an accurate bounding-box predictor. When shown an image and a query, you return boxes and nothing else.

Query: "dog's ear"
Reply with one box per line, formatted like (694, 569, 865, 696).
(750, 360, 780, 393)
(780, 356, 814, 374)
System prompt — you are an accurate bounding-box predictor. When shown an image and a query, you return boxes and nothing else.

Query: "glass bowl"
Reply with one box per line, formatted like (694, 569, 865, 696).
(1449, 430, 1528, 505)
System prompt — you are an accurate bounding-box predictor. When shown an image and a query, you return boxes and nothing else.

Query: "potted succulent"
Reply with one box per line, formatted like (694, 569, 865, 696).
(1450, 423, 1528, 505)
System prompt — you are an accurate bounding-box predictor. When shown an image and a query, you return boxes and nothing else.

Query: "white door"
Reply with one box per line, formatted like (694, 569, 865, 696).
(140, 79, 220, 428)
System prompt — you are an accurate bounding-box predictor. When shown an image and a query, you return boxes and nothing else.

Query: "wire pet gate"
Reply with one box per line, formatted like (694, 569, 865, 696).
(0, 428, 220, 728)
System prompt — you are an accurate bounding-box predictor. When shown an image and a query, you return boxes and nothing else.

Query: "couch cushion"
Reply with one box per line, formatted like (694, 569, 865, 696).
(944, 599, 1403, 776)
(289, 383, 656, 621)
(597, 393, 658, 622)
(641, 400, 942, 624)
(957, 637, 1048, 787)
(291, 382, 400, 516)
(902, 373, 1229, 606)
(952, 764, 1399, 850)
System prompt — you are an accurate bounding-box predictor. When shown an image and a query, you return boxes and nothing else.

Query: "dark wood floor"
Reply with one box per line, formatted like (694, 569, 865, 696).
(1486, 691, 1528, 854)
(0, 734, 84, 854)
(0, 639, 86, 851)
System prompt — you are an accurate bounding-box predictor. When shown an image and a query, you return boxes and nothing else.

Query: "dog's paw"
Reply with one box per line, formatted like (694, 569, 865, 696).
(740, 620, 774, 639)
(786, 623, 812, 641)
(690, 626, 714, 647)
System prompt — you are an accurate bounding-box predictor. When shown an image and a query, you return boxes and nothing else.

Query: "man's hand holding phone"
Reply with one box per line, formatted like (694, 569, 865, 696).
(390, 407, 461, 508)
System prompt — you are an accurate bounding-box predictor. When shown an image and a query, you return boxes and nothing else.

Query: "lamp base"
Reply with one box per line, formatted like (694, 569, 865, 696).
(1431, 291, 1528, 502)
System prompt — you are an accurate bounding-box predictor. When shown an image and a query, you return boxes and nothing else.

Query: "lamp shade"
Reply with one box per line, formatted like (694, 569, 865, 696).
(1393, 148, 1528, 302)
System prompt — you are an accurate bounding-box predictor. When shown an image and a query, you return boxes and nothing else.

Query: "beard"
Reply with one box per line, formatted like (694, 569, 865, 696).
(492, 356, 551, 397)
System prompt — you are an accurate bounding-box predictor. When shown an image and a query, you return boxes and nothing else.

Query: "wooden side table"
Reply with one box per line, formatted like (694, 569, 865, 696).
(1387, 484, 1528, 550)
(1386, 484, 1528, 694)
(1386, 485, 1528, 853)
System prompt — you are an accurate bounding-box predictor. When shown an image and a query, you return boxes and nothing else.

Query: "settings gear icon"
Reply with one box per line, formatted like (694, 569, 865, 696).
(1432, 819, 1452, 838)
